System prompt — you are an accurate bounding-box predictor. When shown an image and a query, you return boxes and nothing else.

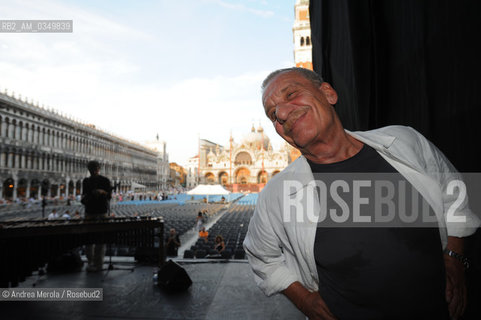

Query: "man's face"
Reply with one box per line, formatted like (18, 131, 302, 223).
(262, 71, 338, 149)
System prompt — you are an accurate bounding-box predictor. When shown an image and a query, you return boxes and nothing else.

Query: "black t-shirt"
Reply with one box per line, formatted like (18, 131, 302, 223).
(82, 175, 112, 215)
(308, 144, 448, 319)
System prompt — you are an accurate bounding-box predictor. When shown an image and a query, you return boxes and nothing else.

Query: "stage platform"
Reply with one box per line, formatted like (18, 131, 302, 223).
(2, 260, 304, 320)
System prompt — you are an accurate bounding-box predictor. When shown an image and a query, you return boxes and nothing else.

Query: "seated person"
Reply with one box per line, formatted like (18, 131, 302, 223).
(214, 235, 225, 253)
(48, 209, 59, 220)
(166, 228, 181, 257)
(199, 227, 209, 242)
(62, 210, 71, 220)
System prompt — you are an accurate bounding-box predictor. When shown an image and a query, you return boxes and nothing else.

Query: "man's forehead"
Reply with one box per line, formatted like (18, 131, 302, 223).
(262, 72, 305, 102)
(267, 71, 303, 88)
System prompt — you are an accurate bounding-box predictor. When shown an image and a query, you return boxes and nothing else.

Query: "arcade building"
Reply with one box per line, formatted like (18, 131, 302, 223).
(0, 90, 169, 201)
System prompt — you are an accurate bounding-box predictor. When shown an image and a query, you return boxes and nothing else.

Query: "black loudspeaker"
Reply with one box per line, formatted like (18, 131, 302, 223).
(157, 260, 192, 292)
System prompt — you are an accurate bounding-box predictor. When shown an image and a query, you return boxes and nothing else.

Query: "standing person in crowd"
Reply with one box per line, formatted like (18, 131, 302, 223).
(166, 228, 181, 257)
(81, 160, 112, 272)
(41, 196, 47, 218)
(243, 67, 480, 320)
(195, 211, 204, 231)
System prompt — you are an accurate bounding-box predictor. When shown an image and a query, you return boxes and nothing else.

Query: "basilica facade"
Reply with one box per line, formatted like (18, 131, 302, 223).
(185, 125, 294, 192)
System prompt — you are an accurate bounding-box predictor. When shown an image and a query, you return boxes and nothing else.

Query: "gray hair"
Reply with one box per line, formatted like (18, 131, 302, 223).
(261, 67, 324, 92)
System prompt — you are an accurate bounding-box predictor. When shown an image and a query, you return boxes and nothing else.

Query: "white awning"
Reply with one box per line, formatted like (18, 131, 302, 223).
(186, 184, 230, 195)
(131, 182, 146, 189)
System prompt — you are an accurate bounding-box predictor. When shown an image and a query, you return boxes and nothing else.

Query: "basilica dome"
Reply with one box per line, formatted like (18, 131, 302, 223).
(241, 124, 270, 150)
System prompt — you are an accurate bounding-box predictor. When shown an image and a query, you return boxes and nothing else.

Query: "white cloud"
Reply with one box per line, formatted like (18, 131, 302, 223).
(0, 0, 290, 164)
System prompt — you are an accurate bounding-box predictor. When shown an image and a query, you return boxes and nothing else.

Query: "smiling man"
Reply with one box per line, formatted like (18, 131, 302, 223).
(243, 67, 480, 320)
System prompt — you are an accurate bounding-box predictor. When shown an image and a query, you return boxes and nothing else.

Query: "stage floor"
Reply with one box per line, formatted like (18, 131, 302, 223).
(2, 261, 304, 320)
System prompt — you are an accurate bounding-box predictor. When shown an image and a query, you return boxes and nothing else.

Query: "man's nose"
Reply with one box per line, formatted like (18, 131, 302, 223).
(275, 103, 295, 124)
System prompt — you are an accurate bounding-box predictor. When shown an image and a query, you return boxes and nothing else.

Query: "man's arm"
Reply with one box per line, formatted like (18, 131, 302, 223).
(416, 130, 476, 319)
(444, 236, 466, 320)
(243, 195, 298, 296)
(282, 282, 337, 320)
(174, 235, 181, 247)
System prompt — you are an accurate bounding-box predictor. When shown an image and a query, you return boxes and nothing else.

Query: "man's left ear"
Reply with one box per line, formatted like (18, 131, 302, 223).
(320, 82, 338, 105)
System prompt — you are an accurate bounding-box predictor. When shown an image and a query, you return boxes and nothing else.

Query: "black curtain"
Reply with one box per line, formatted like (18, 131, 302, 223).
(310, 1, 481, 318)
(310, 0, 481, 172)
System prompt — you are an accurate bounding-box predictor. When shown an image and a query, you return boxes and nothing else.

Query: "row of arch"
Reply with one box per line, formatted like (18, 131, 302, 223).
(2, 178, 82, 199)
(1, 177, 154, 200)
(0, 115, 156, 167)
(0, 146, 155, 181)
(204, 168, 280, 185)
(231, 151, 284, 166)
(0, 102, 166, 197)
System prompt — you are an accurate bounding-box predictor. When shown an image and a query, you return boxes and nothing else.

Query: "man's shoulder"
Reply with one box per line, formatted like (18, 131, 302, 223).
(360, 125, 424, 140)
(100, 175, 111, 184)
(92, 175, 111, 186)
(352, 125, 428, 152)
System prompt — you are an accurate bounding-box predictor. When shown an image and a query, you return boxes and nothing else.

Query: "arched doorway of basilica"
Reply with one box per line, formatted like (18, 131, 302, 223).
(218, 172, 228, 185)
(205, 172, 215, 184)
(235, 168, 250, 184)
(257, 170, 268, 184)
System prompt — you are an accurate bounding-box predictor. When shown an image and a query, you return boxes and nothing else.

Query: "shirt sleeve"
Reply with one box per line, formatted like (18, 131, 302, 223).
(243, 192, 299, 296)
(413, 127, 481, 237)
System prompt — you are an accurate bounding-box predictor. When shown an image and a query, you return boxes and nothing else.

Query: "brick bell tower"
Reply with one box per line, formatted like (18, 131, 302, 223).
(293, 0, 312, 70)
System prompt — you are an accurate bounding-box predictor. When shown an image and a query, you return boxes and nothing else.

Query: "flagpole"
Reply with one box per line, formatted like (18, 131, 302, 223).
(229, 131, 232, 186)
(197, 133, 200, 186)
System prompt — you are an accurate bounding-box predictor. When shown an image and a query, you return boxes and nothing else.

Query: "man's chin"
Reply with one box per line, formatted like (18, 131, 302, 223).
(289, 137, 310, 150)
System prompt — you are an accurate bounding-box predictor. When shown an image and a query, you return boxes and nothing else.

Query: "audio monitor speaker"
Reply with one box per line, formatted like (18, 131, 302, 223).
(157, 260, 192, 292)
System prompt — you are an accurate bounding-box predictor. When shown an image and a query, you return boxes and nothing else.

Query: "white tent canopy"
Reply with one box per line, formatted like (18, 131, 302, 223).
(187, 184, 230, 195)
(131, 182, 146, 190)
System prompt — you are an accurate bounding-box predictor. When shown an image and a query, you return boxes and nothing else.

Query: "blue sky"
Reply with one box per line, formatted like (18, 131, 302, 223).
(0, 0, 296, 164)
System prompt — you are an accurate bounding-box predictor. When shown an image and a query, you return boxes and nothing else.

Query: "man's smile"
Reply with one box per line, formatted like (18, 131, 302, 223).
(283, 106, 310, 133)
